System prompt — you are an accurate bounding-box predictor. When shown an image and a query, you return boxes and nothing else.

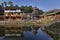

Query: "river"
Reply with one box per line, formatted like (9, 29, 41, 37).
(0, 28, 53, 40)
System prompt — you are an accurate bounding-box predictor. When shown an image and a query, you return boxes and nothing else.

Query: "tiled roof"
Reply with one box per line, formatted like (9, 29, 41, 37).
(43, 9, 60, 16)
(4, 7, 24, 10)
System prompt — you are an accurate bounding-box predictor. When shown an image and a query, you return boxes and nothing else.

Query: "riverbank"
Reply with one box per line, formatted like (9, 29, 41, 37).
(42, 22, 60, 40)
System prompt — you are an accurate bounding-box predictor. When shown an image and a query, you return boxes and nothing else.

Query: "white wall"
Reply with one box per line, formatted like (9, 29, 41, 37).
(4, 10, 21, 12)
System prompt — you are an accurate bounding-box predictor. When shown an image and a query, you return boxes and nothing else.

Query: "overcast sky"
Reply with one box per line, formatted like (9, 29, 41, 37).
(0, 0, 60, 11)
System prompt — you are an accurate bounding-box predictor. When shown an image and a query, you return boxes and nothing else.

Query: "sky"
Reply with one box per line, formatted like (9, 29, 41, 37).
(0, 0, 60, 11)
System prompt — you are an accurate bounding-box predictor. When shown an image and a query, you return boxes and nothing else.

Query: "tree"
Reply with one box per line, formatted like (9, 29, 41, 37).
(0, 5, 2, 9)
(24, 6, 28, 13)
(21, 6, 44, 14)
(15, 5, 19, 7)
(21, 6, 33, 13)
(4, 2, 7, 7)
(28, 6, 33, 13)
(1, 3, 4, 7)
(38, 9, 44, 15)
(8, 1, 14, 7)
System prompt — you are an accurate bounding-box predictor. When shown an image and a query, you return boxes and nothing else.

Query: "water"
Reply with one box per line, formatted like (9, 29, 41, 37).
(0, 29, 53, 40)
(23, 29, 53, 40)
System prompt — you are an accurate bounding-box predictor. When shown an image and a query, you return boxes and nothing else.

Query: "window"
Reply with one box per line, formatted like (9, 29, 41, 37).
(18, 13, 20, 15)
(6, 17, 9, 19)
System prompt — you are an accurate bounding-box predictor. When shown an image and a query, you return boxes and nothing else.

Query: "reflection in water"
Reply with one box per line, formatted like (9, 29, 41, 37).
(0, 26, 53, 40)
(23, 31, 35, 40)
(36, 29, 53, 40)
(0, 37, 5, 40)
(23, 29, 53, 40)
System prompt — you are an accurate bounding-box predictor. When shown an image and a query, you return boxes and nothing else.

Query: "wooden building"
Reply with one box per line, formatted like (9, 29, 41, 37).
(4, 7, 24, 21)
(2, 7, 25, 36)
(45, 11, 60, 21)
(39, 10, 60, 22)
(0, 7, 4, 21)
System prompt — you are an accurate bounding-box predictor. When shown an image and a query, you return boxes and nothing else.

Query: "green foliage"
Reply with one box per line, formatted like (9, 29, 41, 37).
(4, 1, 7, 7)
(21, 6, 33, 13)
(57, 35, 60, 40)
(0, 1, 14, 7)
(0, 5, 2, 9)
(0, 1, 44, 14)
(21, 6, 44, 14)
(38, 9, 44, 15)
(15, 5, 19, 7)
(8, 1, 14, 7)
(1, 3, 4, 7)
